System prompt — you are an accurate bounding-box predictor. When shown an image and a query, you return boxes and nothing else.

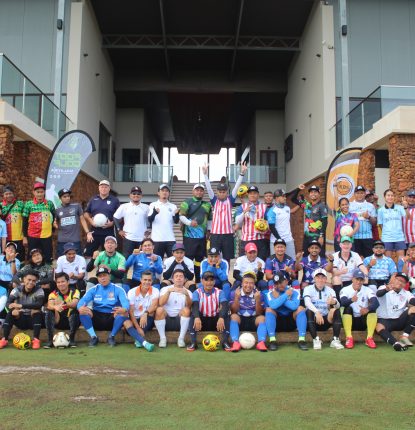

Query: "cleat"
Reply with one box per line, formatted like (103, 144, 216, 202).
(393, 342, 408, 352)
(32, 338, 41, 350)
(134, 340, 142, 348)
(313, 337, 322, 350)
(330, 338, 344, 350)
(268, 341, 278, 351)
(399, 336, 413, 347)
(256, 340, 268, 352)
(186, 342, 197, 352)
(69, 340, 77, 348)
(177, 338, 186, 348)
(159, 337, 167, 348)
(365, 337, 377, 349)
(222, 342, 232, 351)
(88, 336, 99, 347)
(345, 336, 354, 349)
(0, 338, 8, 349)
(298, 340, 308, 351)
(107, 336, 116, 347)
(143, 342, 155, 352)
(230, 340, 241, 352)
(43, 341, 53, 349)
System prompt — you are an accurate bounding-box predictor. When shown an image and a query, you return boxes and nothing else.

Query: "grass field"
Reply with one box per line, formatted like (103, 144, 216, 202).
(0, 343, 414, 429)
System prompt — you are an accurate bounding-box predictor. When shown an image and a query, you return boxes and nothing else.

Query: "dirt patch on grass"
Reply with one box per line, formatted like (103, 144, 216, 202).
(72, 395, 110, 402)
(0, 366, 135, 377)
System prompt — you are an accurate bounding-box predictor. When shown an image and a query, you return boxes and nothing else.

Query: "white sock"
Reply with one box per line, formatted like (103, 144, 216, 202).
(402, 333, 410, 337)
(155, 319, 166, 339)
(179, 316, 190, 340)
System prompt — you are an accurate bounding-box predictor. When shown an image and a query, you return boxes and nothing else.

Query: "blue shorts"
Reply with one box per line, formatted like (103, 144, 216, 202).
(384, 241, 406, 251)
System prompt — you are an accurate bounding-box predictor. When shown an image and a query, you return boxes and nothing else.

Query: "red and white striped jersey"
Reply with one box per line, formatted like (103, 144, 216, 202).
(240, 202, 268, 241)
(211, 197, 233, 234)
(195, 287, 221, 317)
(405, 207, 415, 243)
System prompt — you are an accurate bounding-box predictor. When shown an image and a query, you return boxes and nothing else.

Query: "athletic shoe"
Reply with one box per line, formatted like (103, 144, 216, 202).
(399, 336, 413, 347)
(186, 342, 197, 352)
(268, 341, 278, 351)
(345, 336, 354, 349)
(313, 337, 322, 350)
(43, 341, 53, 349)
(230, 340, 241, 352)
(330, 338, 344, 350)
(365, 337, 377, 349)
(159, 337, 167, 348)
(222, 342, 232, 352)
(177, 338, 186, 348)
(143, 342, 155, 352)
(88, 336, 99, 347)
(298, 340, 308, 351)
(32, 338, 41, 350)
(0, 338, 7, 349)
(134, 340, 142, 348)
(107, 336, 116, 347)
(393, 342, 408, 351)
(69, 340, 77, 348)
(256, 341, 268, 352)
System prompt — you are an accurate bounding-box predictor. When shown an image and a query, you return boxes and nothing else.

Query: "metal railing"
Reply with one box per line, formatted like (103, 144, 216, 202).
(227, 164, 285, 183)
(115, 164, 173, 183)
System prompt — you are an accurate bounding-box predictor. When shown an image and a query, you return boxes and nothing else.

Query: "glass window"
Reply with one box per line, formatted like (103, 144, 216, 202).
(99, 122, 110, 177)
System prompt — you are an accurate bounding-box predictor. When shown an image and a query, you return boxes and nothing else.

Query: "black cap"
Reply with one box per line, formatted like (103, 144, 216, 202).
(172, 243, 185, 252)
(130, 186, 142, 194)
(407, 189, 415, 197)
(273, 238, 287, 247)
(248, 185, 259, 193)
(217, 183, 228, 191)
(307, 239, 322, 249)
(396, 272, 409, 282)
(373, 240, 385, 247)
(208, 247, 220, 256)
(29, 248, 43, 256)
(2, 185, 14, 193)
(97, 267, 110, 276)
(63, 242, 77, 253)
(273, 189, 286, 197)
(58, 188, 72, 198)
(308, 185, 320, 192)
(354, 185, 366, 192)
(202, 271, 215, 280)
(273, 272, 285, 284)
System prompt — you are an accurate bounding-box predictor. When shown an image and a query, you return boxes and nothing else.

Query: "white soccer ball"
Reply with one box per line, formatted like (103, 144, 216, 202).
(53, 331, 70, 348)
(239, 332, 256, 350)
(340, 225, 354, 237)
(409, 277, 415, 291)
(93, 213, 108, 228)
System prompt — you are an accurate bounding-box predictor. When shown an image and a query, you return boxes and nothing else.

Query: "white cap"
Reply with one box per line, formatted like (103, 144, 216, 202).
(193, 183, 205, 190)
(99, 180, 111, 187)
(313, 268, 328, 278)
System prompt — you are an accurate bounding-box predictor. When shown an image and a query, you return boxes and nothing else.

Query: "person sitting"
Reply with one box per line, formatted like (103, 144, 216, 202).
(200, 247, 231, 300)
(0, 241, 20, 290)
(265, 239, 297, 290)
(397, 242, 415, 282)
(55, 242, 87, 295)
(161, 243, 195, 290)
(233, 242, 267, 291)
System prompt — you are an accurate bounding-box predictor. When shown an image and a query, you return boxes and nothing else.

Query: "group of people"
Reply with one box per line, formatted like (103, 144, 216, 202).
(0, 165, 414, 353)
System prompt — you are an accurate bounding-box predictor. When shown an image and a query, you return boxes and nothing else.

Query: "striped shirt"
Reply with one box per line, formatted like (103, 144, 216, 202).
(236, 202, 268, 241)
(404, 207, 415, 243)
(349, 200, 376, 239)
(23, 199, 55, 238)
(397, 258, 415, 278)
(0, 199, 25, 241)
(192, 286, 226, 317)
(210, 196, 235, 234)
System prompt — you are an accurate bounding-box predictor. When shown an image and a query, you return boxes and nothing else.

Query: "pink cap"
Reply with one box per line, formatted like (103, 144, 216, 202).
(244, 242, 257, 253)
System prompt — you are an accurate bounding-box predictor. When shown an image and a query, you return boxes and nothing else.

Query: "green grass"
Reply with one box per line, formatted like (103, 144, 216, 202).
(0, 343, 414, 429)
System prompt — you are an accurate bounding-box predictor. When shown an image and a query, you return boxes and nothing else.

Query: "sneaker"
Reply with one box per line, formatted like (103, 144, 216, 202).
(399, 336, 413, 347)
(69, 340, 77, 348)
(230, 340, 241, 352)
(256, 340, 268, 352)
(177, 338, 186, 348)
(32, 338, 41, 350)
(298, 340, 308, 351)
(186, 342, 197, 352)
(222, 342, 232, 352)
(0, 338, 7, 349)
(365, 337, 377, 349)
(268, 341, 278, 351)
(134, 340, 142, 348)
(43, 341, 53, 349)
(393, 341, 408, 352)
(330, 338, 344, 350)
(159, 337, 167, 348)
(88, 336, 99, 347)
(313, 337, 322, 350)
(345, 336, 354, 349)
(107, 336, 116, 347)
(143, 342, 155, 352)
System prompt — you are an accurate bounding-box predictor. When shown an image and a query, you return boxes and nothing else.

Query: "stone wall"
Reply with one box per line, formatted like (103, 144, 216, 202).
(357, 149, 375, 191)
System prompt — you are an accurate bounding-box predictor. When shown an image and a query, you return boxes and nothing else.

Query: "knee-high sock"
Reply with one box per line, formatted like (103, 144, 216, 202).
(32, 313, 42, 339)
(230, 320, 240, 342)
(332, 309, 342, 338)
(296, 310, 307, 338)
(257, 322, 267, 342)
(155, 319, 166, 339)
(188, 316, 197, 343)
(79, 314, 96, 338)
(306, 310, 317, 339)
(221, 317, 230, 343)
(342, 314, 353, 338)
(403, 314, 415, 336)
(194, 261, 201, 283)
(265, 312, 277, 337)
(366, 312, 377, 338)
(222, 283, 231, 301)
(127, 326, 145, 344)
(179, 316, 190, 340)
(378, 329, 397, 345)
(111, 315, 128, 337)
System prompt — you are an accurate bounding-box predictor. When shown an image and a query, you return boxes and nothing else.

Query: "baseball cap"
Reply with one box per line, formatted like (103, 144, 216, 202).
(97, 267, 110, 276)
(207, 247, 220, 256)
(307, 239, 322, 249)
(313, 268, 328, 278)
(396, 272, 409, 282)
(202, 271, 215, 280)
(273, 189, 286, 197)
(63, 242, 77, 253)
(99, 180, 111, 187)
(365, 189, 374, 196)
(408, 242, 415, 249)
(273, 238, 287, 247)
(29, 248, 43, 256)
(308, 185, 320, 192)
(407, 189, 415, 197)
(217, 183, 228, 191)
(193, 183, 205, 190)
(5, 241, 17, 250)
(352, 268, 365, 279)
(3, 185, 14, 193)
(58, 188, 72, 198)
(244, 242, 257, 253)
(373, 240, 385, 247)
(33, 182, 45, 190)
(130, 186, 142, 194)
(172, 243, 185, 252)
(340, 235, 353, 243)
(158, 183, 170, 191)
(273, 272, 285, 284)
(354, 185, 366, 192)
(105, 236, 117, 244)
(172, 267, 185, 275)
(248, 185, 259, 193)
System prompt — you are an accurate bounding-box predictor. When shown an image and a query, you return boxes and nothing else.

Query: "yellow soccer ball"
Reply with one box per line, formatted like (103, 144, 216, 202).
(254, 218, 269, 233)
(13, 332, 31, 350)
(237, 184, 248, 198)
(202, 334, 220, 352)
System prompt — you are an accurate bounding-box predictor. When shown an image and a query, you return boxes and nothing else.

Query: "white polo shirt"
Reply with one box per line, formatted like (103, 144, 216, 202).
(333, 251, 364, 282)
(303, 284, 337, 316)
(56, 255, 87, 285)
(377, 286, 415, 319)
(270, 205, 294, 242)
(160, 286, 192, 317)
(114, 202, 149, 242)
(339, 285, 375, 317)
(149, 200, 177, 242)
(233, 255, 265, 275)
(127, 285, 160, 318)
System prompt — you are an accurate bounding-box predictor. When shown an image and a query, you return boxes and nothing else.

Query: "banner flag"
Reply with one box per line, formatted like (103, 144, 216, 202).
(325, 147, 362, 253)
(45, 130, 96, 207)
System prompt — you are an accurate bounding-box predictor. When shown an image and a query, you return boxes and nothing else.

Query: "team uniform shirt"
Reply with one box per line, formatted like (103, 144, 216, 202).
(349, 200, 376, 239)
(269, 204, 294, 243)
(298, 199, 328, 240)
(339, 285, 376, 317)
(377, 204, 406, 242)
(180, 197, 211, 238)
(0, 199, 25, 241)
(210, 197, 235, 234)
(55, 203, 84, 243)
(149, 200, 177, 242)
(0, 219, 7, 251)
(303, 284, 337, 316)
(234, 255, 265, 277)
(333, 251, 364, 282)
(163, 256, 194, 280)
(56, 255, 87, 285)
(229, 288, 259, 317)
(128, 285, 160, 318)
(200, 259, 229, 283)
(16, 262, 54, 285)
(334, 211, 358, 243)
(0, 255, 21, 282)
(77, 282, 129, 313)
(235, 202, 269, 241)
(85, 194, 120, 237)
(192, 286, 226, 317)
(299, 256, 328, 284)
(94, 251, 126, 283)
(263, 287, 300, 316)
(113, 202, 149, 242)
(125, 252, 163, 281)
(363, 255, 397, 280)
(377, 286, 415, 319)
(7, 285, 44, 315)
(48, 287, 80, 317)
(0, 286, 7, 313)
(265, 254, 295, 280)
(397, 258, 415, 278)
(23, 199, 55, 238)
(159, 286, 192, 317)
(404, 206, 415, 244)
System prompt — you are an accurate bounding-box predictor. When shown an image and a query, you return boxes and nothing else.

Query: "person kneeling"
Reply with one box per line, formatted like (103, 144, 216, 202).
(304, 269, 343, 350)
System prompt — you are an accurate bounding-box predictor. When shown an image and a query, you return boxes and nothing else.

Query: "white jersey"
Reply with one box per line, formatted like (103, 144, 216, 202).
(303, 284, 337, 316)
(127, 285, 160, 318)
(377, 286, 415, 319)
(339, 285, 375, 317)
(163, 256, 195, 280)
(149, 200, 177, 242)
(270, 205, 294, 242)
(333, 251, 363, 282)
(160, 286, 192, 317)
(114, 202, 149, 242)
(55, 255, 87, 285)
(233, 255, 265, 275)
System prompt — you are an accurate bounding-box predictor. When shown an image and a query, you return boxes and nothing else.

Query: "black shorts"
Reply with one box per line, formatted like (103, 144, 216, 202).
(239, 316, 257, 332)
(199, 315, 220, 331)
(92, 311, 114, 331)
(183, 237, 206, 262)
(209, 233, 234, 262)
(354, 239, 374, 258)
(349, 315, 370, 331)
(84, 235, 107, 258)
(165, 315, 181, 331)
(378, 310, 409, 332)
(276, 313, 297, 332)
(153, 241, 175, 258)
(308, 312, 332, 331)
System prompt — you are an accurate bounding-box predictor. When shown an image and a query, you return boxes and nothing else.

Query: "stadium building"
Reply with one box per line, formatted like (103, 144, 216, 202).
(0, 0, 415, 247)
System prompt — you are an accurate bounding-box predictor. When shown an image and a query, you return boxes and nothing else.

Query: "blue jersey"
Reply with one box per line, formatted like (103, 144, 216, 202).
(229, 288, 261, 316)
(349, 200, 376, 239)
(0, 255, 21, 282)
(265, 254, 295, 280)
(378, 204, 406, 242)
(363, 255, 397, 280)
(200, 259, 229, 283)
(125, 252, 163, 281)
(299, 256, 328, 284)
(77, 282, 129, 313)
(264, 287, 300, 316)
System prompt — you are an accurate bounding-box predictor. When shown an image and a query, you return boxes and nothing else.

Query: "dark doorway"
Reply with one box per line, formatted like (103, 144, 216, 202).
(122, 148, 141, 181)
(260, 150, 278, 183)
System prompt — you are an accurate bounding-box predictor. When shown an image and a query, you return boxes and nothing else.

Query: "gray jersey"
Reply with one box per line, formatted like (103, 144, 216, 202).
(56, 203, 83, 242)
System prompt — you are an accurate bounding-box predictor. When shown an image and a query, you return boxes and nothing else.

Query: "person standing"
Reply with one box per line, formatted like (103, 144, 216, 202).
(333, 198, 360, 252)
(402, 189, 415, 246)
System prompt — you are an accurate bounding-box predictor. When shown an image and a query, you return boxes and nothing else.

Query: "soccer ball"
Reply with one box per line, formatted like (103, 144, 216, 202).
(93, 213, 108, 228)
(202, 334, 220, 352)
(340, 225, 354, 237)
(13, 333, 31, 350)
(254, 218, 269, 233)
(409, 277, 415, 291)
(53, 332, 70, 348)
(237, 184, 248, 198)
(239, 332, 256, 350)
